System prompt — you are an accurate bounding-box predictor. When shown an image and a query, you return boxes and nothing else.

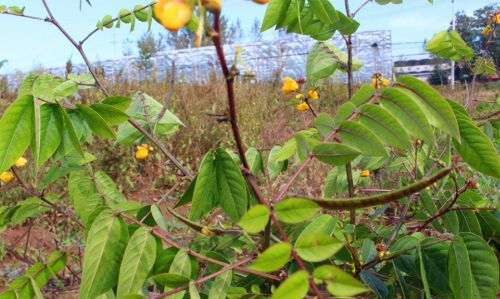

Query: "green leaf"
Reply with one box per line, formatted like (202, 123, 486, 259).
(457, 210, 482, 236)
(249, 243, 292, 273)
(267, 145, 287, 180)
(117, 227, 156, 297)
(53, 80, 78, 98)
(417, 245, 432, 299)
(312, 142, 360, 166)
(174, 176, 197, 208)
(91, 104, 129, 126)
(460, 232, 499, 298)
(245, 147, 264, 177)
(452, 111, 500, 178)
(448, 236, 473, 299)
(351, 85, 375, 106)
(261, 0, 291, 32)
(33, 104, 63, 169)
(271, 271, 309, 299)
(237, 204, 270, 234)
(357, 104, 413, 150)
(57, 106, 84, 157)
(333, 102, 355, 123)
(80, 210, 128, 299)
(69, 170, 104, 225)
(208, 270, 232, 299)
(0, 95, 34, 173)
(337, 121, 387, 157)
(417, 238, 451, 297)
(191, 151, 217, 220)
(77, 104, 115, 139)
(306, 42, 362, 82)
(32, 75, 63, 102)
(425, 30, 474, 61)
(189, 281, 201, 299)
(215, 148, 248, 221)
(165, 248, 191, 299)
(309, 0, 339, 25)
(274, 138, 297, 162)
(396, 76, 460, 139)
(275, 198, 320, 224)
(153, 273, 189, 288)
(314, 265, 369, 297)
(102, 96, 132, 111)
(315, 113, 335, 137)
(380, 88, 436, 145)
(295, 233, 343, 262)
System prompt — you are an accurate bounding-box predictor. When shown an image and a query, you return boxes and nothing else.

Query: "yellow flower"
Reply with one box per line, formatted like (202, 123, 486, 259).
(135, 147, 149, 160)
(282, 77, 299, 94)
(295, 93, 305, 100)
(296, 102, 310, 111)
(425, 186, 431, 191)
(482, 25, 491, 36)
(360, 170, 370, 177)
(308, 89, 319, 100)
(370, 73, 390, 89)
(496, 13, 500, 24)
(14, 157, 28, 168)
(0, 172, 14, 183)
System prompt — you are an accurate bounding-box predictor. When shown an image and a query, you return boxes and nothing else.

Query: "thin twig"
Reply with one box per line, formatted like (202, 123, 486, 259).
(150, 257, 252, 299)
(351, 0, 372, 17)
(11, 168, 84, 228)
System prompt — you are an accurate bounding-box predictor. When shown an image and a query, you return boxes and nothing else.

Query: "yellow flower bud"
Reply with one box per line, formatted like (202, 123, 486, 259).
(360, 170, 370, 177)
(14, 157, 28, 168)
(308, 89, 319, 100)
(201, 226, 215, 236)
(135, 148, 149, 160)
(0, 172, 14, 183)
(295, 93, 305, 100)
(282, 77, 299, 94)
(296, 103, 309, 111)
(425, 186, 431, 191)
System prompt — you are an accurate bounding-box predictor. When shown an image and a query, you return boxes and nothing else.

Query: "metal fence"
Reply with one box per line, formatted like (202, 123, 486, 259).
(4, 30, 392, 87)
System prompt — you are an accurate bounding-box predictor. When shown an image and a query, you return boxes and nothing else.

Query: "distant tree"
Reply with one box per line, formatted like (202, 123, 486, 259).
(454, 5, 500, 69)
(0, 60, 7, 70)
(136, 32, 165, 75)
(164, 15, 245, 49)
(249, 18, 262, 41)
(428, 65, 449, 86)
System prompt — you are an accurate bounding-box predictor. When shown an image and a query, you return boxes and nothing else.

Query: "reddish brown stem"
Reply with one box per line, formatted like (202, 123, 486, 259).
(150, 257, 253, 299)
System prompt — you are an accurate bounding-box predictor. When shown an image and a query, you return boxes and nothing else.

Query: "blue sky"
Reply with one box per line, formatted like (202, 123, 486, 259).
(0, 0, 498, 74)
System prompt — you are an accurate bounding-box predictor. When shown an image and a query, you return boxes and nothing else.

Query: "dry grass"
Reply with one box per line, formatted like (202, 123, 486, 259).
(0, 76, 498, 205)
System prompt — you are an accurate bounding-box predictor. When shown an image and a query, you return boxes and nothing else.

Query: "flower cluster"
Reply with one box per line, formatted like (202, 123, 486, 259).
(281, 77, 320, 112)
(370, 73, 390, 89)
(0, 157, 28, 184)
(135, 144, 154, 160)
(482, 11, 500, 36)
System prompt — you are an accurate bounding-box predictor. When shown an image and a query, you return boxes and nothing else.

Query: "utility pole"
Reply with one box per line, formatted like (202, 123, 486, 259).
(451, 0, 456, 90)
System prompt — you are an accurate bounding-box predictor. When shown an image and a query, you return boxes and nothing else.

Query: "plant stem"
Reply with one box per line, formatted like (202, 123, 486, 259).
(344, 0, 357, 226)
(11, 167, 84, 228)
(118, 212, 280, 281)
(150, 257, 252, 299)
(212, 11, 250, 171)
